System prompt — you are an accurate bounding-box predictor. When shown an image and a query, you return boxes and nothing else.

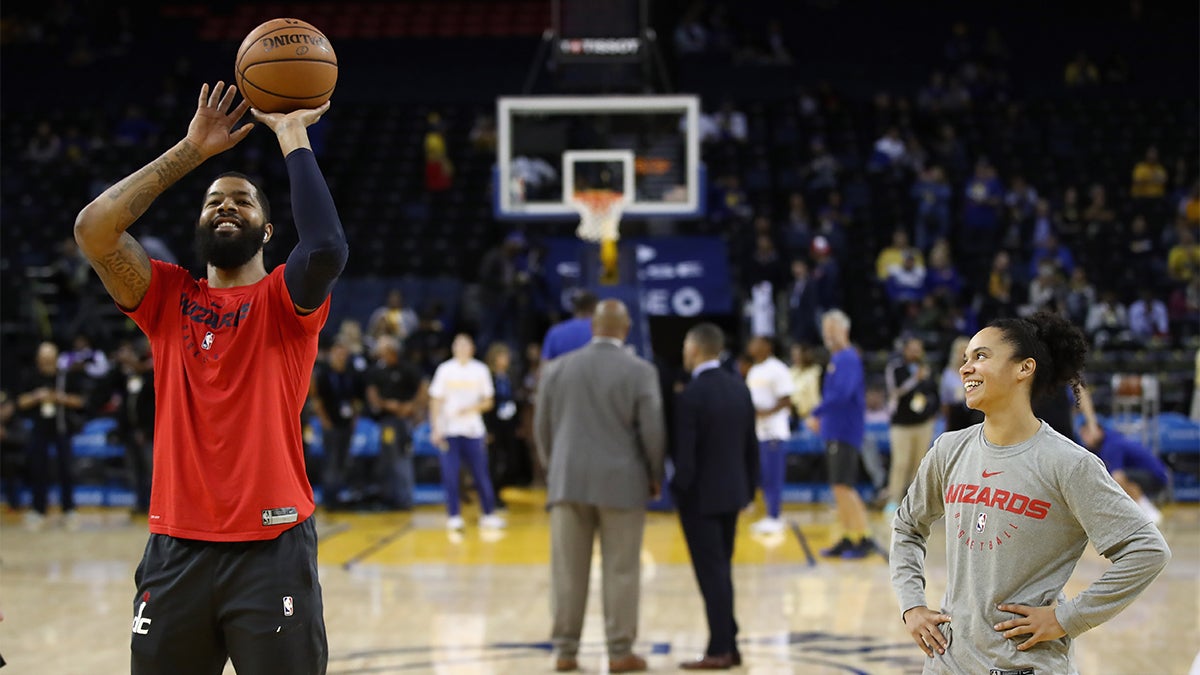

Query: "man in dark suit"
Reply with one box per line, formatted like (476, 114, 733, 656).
(671, 323, 759, 670)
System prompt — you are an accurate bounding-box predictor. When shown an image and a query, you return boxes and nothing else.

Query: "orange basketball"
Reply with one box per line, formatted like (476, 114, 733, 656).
(234, 18, 337, 113)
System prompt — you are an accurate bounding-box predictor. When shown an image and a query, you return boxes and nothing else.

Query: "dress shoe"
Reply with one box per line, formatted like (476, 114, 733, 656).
(609, 653, 648, 672)
(554, 656, 578, 672)
(680, 653, 734, 670)
(731, 651, 742, 666)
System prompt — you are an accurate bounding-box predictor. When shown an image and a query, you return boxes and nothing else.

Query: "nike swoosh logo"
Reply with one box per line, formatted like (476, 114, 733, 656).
(982, 470, 1004, 478)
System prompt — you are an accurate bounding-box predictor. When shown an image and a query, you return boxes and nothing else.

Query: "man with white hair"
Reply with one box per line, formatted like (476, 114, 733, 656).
(805, 310, 877, 559)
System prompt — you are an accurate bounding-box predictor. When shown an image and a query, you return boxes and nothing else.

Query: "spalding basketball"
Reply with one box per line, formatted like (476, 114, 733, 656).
(234, 18, 337, 113)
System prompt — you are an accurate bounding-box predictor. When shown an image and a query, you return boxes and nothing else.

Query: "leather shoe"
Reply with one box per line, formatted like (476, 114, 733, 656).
(732, 651, 742, 666)
(554, 656, 578, 672)
(679, 653, 734, 670)
(609, 653, 648, 672)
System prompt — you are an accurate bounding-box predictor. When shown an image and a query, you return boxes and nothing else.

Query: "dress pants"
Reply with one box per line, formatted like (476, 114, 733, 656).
(678, 509, 739, 656)
(550, 502, 645, 659)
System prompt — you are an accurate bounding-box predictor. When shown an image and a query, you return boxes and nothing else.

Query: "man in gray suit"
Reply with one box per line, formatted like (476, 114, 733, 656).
(535, 299, 666, 674)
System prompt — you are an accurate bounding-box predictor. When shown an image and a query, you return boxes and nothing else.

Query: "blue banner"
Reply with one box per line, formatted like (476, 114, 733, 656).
(543, 236, 732, 316)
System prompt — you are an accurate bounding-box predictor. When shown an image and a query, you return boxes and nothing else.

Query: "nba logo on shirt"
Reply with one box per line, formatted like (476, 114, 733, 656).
(975, 512, 987, 533)
(283, 596, 294, 617)
(201, 331, 214, 350)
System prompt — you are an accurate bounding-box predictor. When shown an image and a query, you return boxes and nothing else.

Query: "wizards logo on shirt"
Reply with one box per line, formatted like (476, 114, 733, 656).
(944, 482, 1053, 553)
(179, 294, 252, 362)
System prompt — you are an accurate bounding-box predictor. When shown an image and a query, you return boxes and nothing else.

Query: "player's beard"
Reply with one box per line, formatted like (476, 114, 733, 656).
(194, 217, 266, 270)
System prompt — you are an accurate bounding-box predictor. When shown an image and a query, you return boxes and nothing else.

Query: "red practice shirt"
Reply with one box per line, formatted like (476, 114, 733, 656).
(123, 260, 329, 541)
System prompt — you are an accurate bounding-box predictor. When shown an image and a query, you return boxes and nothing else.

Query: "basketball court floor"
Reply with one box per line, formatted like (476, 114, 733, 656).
(3, 492, 1196, 674)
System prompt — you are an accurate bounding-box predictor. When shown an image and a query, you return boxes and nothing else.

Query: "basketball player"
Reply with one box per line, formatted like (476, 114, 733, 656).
(74, 82, 346, 674)
(744, 336, 794, 535)
(806, 310, 876, 558)
(429, 333, 506, 530)
(891, 311, 1170, 673)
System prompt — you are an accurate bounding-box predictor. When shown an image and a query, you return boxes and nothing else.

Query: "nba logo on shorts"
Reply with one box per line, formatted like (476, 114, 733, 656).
(283, 596, 294, 617)
(975, 512, 987, 533)
(201, 331, 214, 350)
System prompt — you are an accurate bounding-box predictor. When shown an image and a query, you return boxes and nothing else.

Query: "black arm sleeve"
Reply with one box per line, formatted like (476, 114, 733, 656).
(283, 148, 349, 311)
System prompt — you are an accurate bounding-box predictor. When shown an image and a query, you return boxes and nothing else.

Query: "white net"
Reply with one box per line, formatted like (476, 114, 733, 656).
(570, 190, 626, 242)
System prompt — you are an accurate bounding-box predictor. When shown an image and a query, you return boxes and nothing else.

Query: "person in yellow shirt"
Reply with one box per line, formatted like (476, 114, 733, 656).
(875, 228, 924, 281)
(1167, 226, 1200, 283)
(787, 342, 822, 421)
(1131, 146, 1167, 199)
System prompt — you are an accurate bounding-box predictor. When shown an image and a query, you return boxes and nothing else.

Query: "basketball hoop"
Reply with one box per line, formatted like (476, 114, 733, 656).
(570, 188, 627, 243)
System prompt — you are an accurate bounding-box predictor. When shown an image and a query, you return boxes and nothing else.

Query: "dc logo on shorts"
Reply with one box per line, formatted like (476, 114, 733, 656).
(201, 331, 214, 350)
(975, 512, 987, 533)
(283, 596, 294, 617)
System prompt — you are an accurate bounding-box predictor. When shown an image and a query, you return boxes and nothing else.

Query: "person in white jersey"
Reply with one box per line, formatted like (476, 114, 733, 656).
(890, 310, 1170, 673)
(429, 333, 505, 530)
(744, 336, 795, 535)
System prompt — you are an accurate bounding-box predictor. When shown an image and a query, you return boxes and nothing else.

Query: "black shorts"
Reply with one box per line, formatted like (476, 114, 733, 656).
(131, 517, 327, 675)
(1124, 469, 1166, 499)
(825, 440, 860, 486)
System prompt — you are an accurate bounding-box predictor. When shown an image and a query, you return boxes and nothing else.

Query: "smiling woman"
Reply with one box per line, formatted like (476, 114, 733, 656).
(890, 311, 1172, 674)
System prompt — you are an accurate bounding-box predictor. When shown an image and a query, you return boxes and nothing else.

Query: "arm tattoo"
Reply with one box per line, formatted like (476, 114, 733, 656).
(108, 142, 203, 220)
(93, 235, 152, 306)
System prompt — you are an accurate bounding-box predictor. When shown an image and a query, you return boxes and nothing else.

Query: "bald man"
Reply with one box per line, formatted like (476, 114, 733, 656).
(535, 299, 666, 673)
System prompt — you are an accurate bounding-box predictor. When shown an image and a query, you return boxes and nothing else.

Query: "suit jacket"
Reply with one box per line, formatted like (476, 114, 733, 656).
(670, 367, 759, 515)
(535, 341, 666, 510)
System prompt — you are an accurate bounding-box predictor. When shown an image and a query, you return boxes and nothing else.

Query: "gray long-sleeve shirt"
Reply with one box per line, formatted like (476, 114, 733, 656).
(890, 422, 1171, 674)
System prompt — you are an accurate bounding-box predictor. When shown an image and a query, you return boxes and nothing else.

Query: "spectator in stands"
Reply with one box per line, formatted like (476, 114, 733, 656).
(1019, 260, 1067, 318)
(25, 121, 62, 164)
(712, 99, 748, 143)
(1030, 198, 1057, 250)
(366, 335, 426, 510)
(1128, 287, 1170, 343)
(883, 336, 940, 516)
(745, 233, 788, 290)
(1063, 267, 1097, 327)
(763, 18, 794, 65)
(978, 250, 1015, 326)
(1064, 50, 1100, 87)
(869, 126, 907, 176)
(468, 114, 497, 154)
(111, 336, 154, 514)
(1130, 146, 1168, 201)
(112, 103, 159, 147)
(478, 231, 526, 350)
(885, 251, 928, 312)
(17, 341, 86, 530)
(931, 124, 969, 181)
(1004, 173, 1039, 224)
(423, 112, 453, 193)
(783, 192, 813, 255)
(876, 228, 923, 282)
(484, 342, 523, 508)
(807, 310, 876, 559)
(810, 236, 843, 314)
(804, 138, 841, 201)
(1056, 185, 1085, 248)
(1079, 425, 1169, 524)
(787, 258, 821, 347)
(0, 390, 29, 512)
(367, 288, 419, 353)
(335, 318, 370, 372)
(1082, 183, 1118, 256)
(541, 288, 597, 362)
(1086, 289, 1135, 349)
(709, 174, 753, 223)
(673, 2, 708, 54)
(923, 239, 964, 303)
(310, 338, 366, 511)
(916, 71, 949, 113)
(1178, 180, 1200, 226)
(788, 342, 822, 422)
(1028, 232, 1076, 280)
(745, 336, 794, 535)
(1167, 226, 1200, 285)
(1168, 276, 1200, 341)
(1125, 214, 1164, 287)
(911, 165, 952, 252)
(940, 335, 983, 433)
(961, 158, 1005, 266)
